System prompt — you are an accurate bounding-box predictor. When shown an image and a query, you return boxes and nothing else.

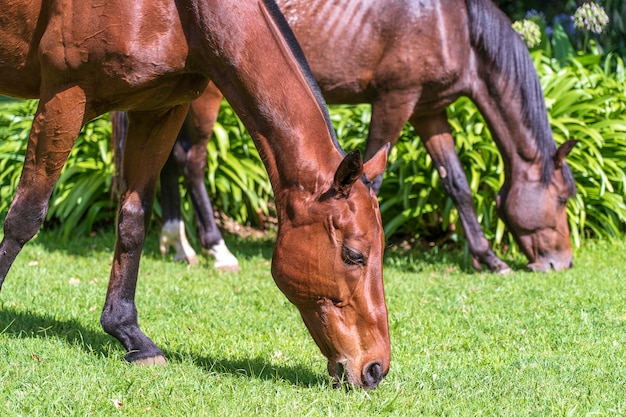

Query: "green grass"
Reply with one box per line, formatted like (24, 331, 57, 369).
(1, 229, 625, 416)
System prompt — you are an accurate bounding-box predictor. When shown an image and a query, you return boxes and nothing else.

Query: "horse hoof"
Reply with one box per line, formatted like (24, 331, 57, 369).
(206, 240, 240, 272)
(160, 220, 199, 264)
(215, 263, 241, 272)
(134, 355, 167, 366)
(497, 266, 513, 275)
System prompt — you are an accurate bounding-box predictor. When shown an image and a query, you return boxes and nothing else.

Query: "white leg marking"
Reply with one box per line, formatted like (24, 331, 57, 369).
(207, 239, 240, 272)
(159, 220, 199, 264)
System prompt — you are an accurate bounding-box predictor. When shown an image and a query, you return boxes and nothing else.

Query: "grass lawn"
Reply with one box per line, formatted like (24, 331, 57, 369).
(1, 228, 625, 416)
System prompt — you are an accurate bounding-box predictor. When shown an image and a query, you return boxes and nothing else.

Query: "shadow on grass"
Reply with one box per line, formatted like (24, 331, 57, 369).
(30, 227, 275, 262)
(180, 352, 326, 388)
(30, 225, 528, 273)
(0, 306, 322, 388)
(0, 307, 115, 354)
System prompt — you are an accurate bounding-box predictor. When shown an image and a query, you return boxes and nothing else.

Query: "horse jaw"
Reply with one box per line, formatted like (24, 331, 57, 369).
(271, 151, 390, 389)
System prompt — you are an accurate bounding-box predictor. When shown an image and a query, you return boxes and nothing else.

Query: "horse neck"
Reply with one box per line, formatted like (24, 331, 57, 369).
(466, 0, 556, 183)
(470, 74, 545, 181)
(193, 0, 344, 201)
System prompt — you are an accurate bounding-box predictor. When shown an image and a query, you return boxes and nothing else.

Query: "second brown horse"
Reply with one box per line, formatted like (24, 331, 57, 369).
(0, 0, 390, 389)
(122, 0, 576, 273)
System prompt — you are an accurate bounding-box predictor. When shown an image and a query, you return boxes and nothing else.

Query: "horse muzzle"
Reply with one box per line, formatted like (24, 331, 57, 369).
(527, 253, 573, 272)
(329, 357, 389, 390)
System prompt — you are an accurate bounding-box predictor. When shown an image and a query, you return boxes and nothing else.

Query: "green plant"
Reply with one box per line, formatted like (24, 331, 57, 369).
(0, 99, 36, 220)
(202, 101, 272, 227)
(538, 51, 626, 245)
(0, 99, 274, 242)
(375, 99, 508, 255)
(0, 99, 116, 240)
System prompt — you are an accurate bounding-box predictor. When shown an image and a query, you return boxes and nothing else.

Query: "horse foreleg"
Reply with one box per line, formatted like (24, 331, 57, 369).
(100, 106, 188, 364)
(411, 113, 512, 273)
(182, 86, 239, 271)
(0, 87, 86, 289)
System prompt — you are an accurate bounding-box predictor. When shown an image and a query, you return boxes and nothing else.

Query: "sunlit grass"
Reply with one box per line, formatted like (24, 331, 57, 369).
(1, 229, 625, 416)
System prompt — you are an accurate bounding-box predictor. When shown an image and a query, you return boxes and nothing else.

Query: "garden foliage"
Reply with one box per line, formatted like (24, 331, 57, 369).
(0, 30, 624, 249)
(0, 99, 116, 240)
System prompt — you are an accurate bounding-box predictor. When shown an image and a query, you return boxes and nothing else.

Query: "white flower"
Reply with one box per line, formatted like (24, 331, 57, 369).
(574, 2, 609, 34)
(512, 19, 542, 49)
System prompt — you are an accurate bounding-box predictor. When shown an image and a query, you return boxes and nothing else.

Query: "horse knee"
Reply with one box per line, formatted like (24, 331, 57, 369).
(439, 170, 472, 202)
(4, 199, 47, 245)
(117, 202, 148, 252)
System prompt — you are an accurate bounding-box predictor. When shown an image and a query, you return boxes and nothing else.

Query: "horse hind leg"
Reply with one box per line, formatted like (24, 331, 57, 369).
(158, 149, 200, 264)
(181, 137, 240, 272)
(411, 112, 512, 273)
(182, 86, 240, 272)
(100, 106, 188, 364)
(0, 87, 86, 289)
(363, 92, 419, 194)
(159, 219, 200, 264)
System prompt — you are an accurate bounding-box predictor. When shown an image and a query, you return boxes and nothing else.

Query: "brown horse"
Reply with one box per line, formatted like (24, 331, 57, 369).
(0, 0, 391, 389)
(130, 0, 577, 273)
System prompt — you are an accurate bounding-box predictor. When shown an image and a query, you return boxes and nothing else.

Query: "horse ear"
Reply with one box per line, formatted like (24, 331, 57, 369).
(553, 139, 578, 168)
(333, 149, 363, 197)
(363, 143, 390, 183)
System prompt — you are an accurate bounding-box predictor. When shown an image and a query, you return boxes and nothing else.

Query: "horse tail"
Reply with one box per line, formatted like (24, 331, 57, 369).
(465, 0, 574, 192)
(109, 111, 128, 200)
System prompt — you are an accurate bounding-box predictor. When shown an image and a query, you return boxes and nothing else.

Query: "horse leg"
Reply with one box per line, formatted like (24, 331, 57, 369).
(410, 112, 512, 273)
(100, 106, 188, 364)
(181, 86, 240, 271)
(159, 148, 200, 264)
(0, 87, 86, 289)
(363, 93, 419, 193)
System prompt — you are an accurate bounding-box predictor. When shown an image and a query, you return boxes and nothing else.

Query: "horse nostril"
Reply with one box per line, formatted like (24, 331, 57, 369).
(362, 361, 384, 389)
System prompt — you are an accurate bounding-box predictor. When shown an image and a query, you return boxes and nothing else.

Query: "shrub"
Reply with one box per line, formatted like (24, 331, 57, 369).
(538, 52, 626, 245)
(1, 49, 624, 249)
(0, 99, 116, 240)
(0, 98, 272, 241)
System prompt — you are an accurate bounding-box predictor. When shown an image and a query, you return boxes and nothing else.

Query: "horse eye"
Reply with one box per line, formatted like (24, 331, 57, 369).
(557, 196, 568, 206)
(342, 246, 366, 266)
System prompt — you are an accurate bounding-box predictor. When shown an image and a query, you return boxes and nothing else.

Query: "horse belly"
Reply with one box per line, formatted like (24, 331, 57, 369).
(278, 0, 385, 103)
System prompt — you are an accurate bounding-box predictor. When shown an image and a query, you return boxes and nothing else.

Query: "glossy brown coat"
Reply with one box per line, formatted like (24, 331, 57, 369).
(143, 0, 576, 272)
(280, 0, 577, 272)
(0, 0, 390, 389)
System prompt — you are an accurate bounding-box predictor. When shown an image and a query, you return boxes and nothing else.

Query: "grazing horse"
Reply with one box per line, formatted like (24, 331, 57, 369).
(132, 0, 577, 273)
(0, 0, 391, 389)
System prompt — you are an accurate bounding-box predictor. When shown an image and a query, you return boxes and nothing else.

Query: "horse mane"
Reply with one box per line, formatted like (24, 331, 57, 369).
(465, 0, 576, 194)
(260, 0, 343, 154)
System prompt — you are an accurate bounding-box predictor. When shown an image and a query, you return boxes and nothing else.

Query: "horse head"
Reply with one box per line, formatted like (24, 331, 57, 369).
(497, 140, 577, 272)
(271, 145, 390, 389)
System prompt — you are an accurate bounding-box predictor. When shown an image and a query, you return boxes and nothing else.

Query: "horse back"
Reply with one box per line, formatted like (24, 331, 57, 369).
(0, 0, 207, 109)
(276, 0, 473, 107)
